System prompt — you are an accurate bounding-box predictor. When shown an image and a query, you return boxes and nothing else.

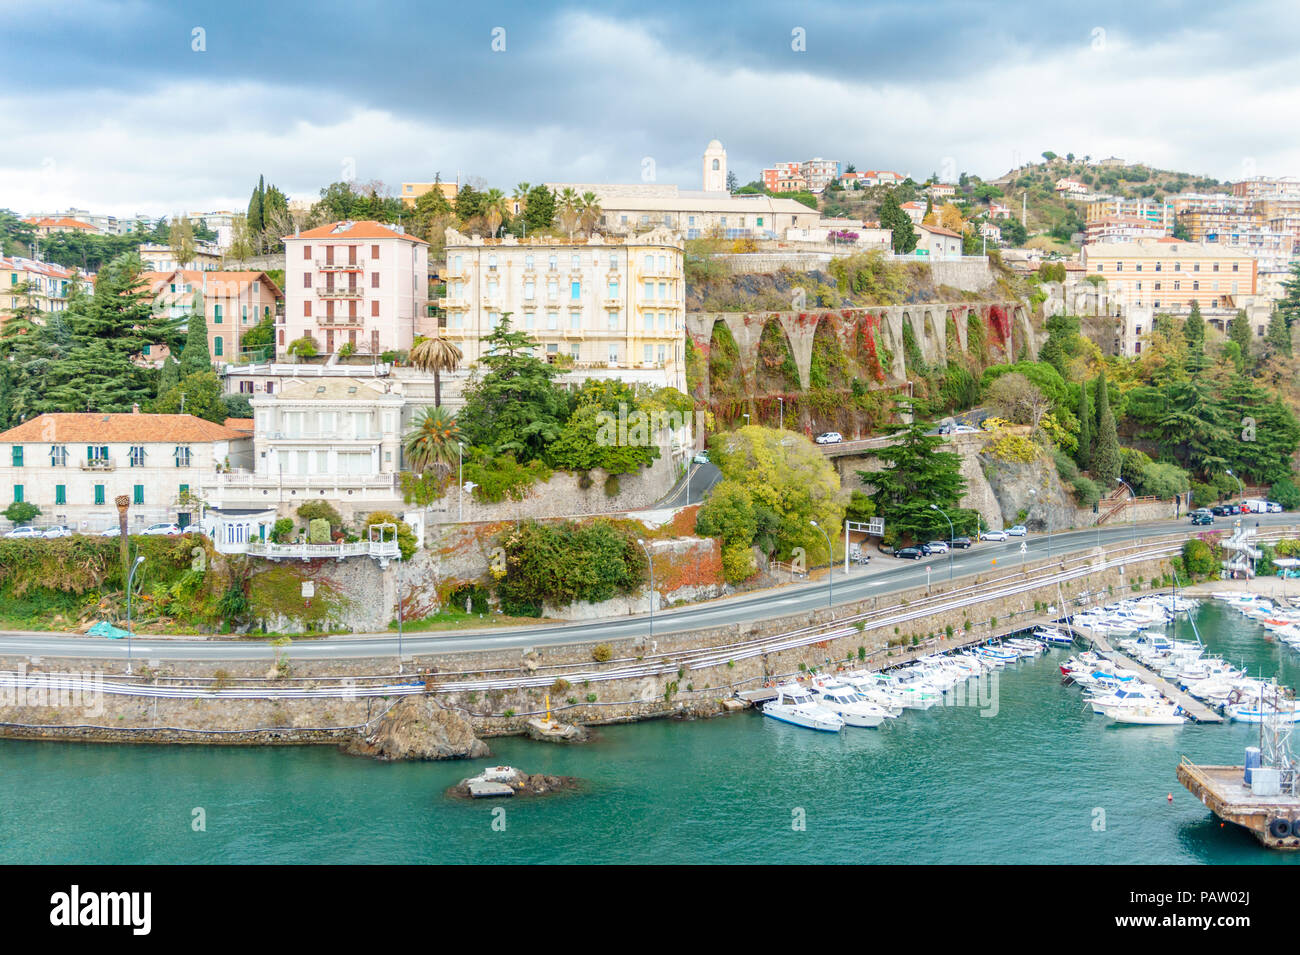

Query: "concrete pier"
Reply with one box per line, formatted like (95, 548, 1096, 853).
(1078, 627, 1224, 723)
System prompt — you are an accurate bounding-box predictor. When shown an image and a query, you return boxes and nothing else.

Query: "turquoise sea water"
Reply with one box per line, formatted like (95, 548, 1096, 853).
(5, 601, 1300, 864)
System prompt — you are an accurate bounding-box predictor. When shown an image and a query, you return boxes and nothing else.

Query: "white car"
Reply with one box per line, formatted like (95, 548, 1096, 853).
(952, 424, 981, 434)
(99, 526, 122, 537)
(925, 540, 950, 553)
(3, 525, 43, 539)
(979, 529, 1008, 542)
(42, 525, 74, 538)
(141, 523, 182, 536)
(1007, 525, 1027, 537)
(1267, 501, 1283, 513)
(815, 432, 843, 445)
(692, 451, 709, 465)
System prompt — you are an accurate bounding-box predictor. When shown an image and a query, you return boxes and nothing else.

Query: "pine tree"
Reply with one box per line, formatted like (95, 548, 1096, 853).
(1227, 308, 1252, 370)
(1076, 379, 1092, 470)
(1092, 370, 1121, 483)
(879, 190, 917, 254)
(1183, 302, 1209, 373)
(1265, 309, 1293, 357)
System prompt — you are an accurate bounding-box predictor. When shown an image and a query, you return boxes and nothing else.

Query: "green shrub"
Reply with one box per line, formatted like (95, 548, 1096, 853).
(270, 518, 294, 543)
(308, 519, 331, 544)
(591, 643, 613, 662)
(3, 501, 40, 524)
(297, 500, 344, 533)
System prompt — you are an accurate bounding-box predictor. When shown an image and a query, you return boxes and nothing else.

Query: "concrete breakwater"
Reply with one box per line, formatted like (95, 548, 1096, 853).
(0, 541, 1192, 752)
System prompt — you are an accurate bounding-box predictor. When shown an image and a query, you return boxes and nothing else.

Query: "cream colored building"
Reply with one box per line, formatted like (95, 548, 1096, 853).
(0, 412, 252, 532)
(400, 181, 460, 208)
(439, 228, 686, 391)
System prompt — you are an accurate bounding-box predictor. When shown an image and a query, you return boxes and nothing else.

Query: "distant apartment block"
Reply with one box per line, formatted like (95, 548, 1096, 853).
(1082, 238, 1257, 313)
(137, 242, 223, 272)
(22, 216, 99, 237)
(0, 256, 92, 317)
(400, 181, 460, 208)
(440, 228, 686, 392)
(1085, 196, 1174, 230)
(1085, 216, 1169, 246)
(282, 220, 430, 358)
(1231, 176, 1300, 201)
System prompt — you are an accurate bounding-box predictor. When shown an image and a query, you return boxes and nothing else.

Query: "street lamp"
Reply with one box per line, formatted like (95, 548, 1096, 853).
(742, 413, 750, 428)
(457, 442, 464, 522)
(126, 554, 145, 676)
(1116, 477, 1138, 549)
(637, 539, 654, 638)
(929, 504, 954, 582)
(810, 520, 832, 608)
(777, 396, 784, 431)
(1226, 468, 1244, 502)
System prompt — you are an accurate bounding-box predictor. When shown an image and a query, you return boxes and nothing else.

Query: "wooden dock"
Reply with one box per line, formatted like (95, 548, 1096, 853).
(1079, 628, 1224, 723)
(1178, 758, 1300, 848)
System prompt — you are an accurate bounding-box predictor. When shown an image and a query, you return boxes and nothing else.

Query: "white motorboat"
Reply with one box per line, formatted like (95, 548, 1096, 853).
(1101, 702, 1187, 725)
(763, 684, 844, 732)
(813, 683, 889, 727)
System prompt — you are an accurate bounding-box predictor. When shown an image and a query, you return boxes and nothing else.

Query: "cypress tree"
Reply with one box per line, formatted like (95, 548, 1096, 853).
(1092, 370, 1120, 483)
(1266, 309, 1292, 357)
(1076, 379, 1092, 469)
(179, 309, 212, 377)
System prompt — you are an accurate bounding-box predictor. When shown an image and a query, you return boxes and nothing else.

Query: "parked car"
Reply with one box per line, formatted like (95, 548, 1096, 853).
(979, 529, 1008, 542)
(692, 450, 709, 465)
(951, 424, 980, 434)
(814, 432, 843, 445)
(1006, 524, 1027, 537)
(99, 526, 122, 537)
(1191, 510, 1215, 526)
(1209, 504, 1229, 516)
(42, 525, 74, 538)
(141, 523, 182, 536)
(3, 525, 43, 539)
(893, 546, 924, 560)
(925, 540, 950, 554)
(949, 536, 973, 549)
(1267, 501, 1283, 513)
(937, 423, 954, 435)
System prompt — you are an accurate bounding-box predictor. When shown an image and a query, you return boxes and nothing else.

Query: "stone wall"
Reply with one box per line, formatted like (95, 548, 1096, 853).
(0, 545, 1189, 746)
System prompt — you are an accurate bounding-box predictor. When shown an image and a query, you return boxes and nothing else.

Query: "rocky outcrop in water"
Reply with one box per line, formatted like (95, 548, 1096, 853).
(446, 765, 581, 799)
(342, 696, 490, 761)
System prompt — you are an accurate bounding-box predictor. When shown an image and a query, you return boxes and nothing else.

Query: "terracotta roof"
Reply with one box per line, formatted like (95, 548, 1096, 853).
(137, 269, 284, 298)
(24, 216, 97, 231)
(223, 418, 254, 434)
(919, 223, 962, 237)
(0, 413, 250, 444)
(285, 220, 428, 244)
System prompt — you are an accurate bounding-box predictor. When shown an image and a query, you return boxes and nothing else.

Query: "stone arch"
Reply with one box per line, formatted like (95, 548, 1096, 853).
(923, 308, 946, 366)
(1013, 305, 1036, 360)
(704, 314, 751, 406)
(808, 313, 852, 391)
(754, 314, 801, 394)
(882, 308, 908, 381)
(949, 306, 969, 354)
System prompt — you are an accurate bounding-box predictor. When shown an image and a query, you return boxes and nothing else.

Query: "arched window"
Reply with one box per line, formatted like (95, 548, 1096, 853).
(712, 160, 720, 171)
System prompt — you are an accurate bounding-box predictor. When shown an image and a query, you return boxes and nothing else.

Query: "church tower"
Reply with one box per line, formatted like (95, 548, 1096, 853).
(703, 139, 727, 192)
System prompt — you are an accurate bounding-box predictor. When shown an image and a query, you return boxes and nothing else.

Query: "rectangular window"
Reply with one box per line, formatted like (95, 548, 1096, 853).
(214, 336, 223, 357)
(50, 445, 67, 467)
(371, 300, 380, 317)
(213, 304, 222, 323)
(371, 244, 379, 258)
(303, 272, 311, 288)
(644, 281, 654, 299)
(303, 245, 311, 259)
(608, 310, 619, 330)
(644, 311, 654, 331)
(571, 311, 582, 330)
(570, 281, 581, 300)
(174, 446, 192, 467)
(547, 311, 558, 330)
(55, 484, 66, 506)
(133, 484, 144, 505)
(129, 446, 145, 467)
(11, 446, 21, 467)
(13, 484, 22, 503)
(644, 344, 653, 363)
(94, 484, 105, 506)
(303, 301, 311, 317)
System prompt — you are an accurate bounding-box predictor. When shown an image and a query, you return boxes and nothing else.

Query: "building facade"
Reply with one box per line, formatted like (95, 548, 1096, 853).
(137, 242, 223, 272)
(1, 256, 92, 318)
(438, 228, 687, 391)
(281, 220, 430, 359)
(0, 412, 252, 532)
(140, 269, 283, 365)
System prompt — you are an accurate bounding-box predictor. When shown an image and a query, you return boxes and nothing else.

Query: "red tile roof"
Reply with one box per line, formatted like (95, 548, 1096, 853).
(0, 413, 250, 444)
(286, 220, 428, 244)
(24, 216, 97, 231)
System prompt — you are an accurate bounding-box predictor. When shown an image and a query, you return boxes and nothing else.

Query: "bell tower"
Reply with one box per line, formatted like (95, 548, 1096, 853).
(703, 139, 727, 192)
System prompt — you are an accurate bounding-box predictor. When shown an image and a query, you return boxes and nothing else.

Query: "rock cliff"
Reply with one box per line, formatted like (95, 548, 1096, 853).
(342, 696, 490, 761)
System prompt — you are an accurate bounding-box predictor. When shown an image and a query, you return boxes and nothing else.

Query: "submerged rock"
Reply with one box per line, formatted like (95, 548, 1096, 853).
(446, 765, 581, 799)
(342, 696, 490, 761)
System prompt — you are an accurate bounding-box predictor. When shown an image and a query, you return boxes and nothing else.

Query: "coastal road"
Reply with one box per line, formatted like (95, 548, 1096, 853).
(3, 513, 1295, 662)
(654, 461, 720, 509)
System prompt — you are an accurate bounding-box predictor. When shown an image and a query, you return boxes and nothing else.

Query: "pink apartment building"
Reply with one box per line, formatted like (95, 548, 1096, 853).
(281, 220, 429, 358)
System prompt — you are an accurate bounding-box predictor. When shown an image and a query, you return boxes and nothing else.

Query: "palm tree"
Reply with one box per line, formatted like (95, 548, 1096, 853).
(483, 188, 509, 237)
(555, 187, 580, 236)
(404, 406, 461, 478)
(578, 191, 603, 236)
(409, 334, 463, 407)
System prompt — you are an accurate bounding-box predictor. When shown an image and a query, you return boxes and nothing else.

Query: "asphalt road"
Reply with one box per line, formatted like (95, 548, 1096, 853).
(4, 513, 1295, 663)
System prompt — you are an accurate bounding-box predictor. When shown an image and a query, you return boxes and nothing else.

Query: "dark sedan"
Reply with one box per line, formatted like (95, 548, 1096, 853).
(949, 536, 973, 549)
(893, 546, 925, 560)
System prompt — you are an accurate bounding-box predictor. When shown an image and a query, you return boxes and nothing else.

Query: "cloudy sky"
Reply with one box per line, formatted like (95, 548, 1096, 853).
(4, 0, 1299, 218)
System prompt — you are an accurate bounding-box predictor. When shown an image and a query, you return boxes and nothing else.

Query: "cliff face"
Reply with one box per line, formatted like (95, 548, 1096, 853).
(978, 452, 1073, 532)
(342, 696, 490, 761)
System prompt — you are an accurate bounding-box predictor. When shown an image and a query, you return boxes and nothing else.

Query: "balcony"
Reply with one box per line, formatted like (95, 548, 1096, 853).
(602, 296, 623, 308)
(315, 258, 367, 271)
(316, 286, 363, 299)
(246, 538, 399, 562)
(315, 315, 365, 328)
(563, 327, 584, 339)
(80, 457, 116, 471)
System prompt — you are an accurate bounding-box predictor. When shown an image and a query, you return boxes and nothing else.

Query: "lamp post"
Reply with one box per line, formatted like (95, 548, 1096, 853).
(126, 554, 144, 676)
(637, 538, 654, 638)
(1116, 477, 1138, 549)
(1226, 468, 1244, 503)
(457, 442, 464, 522)
(929, 504, 954, 582)
(777, 396, 784, 431)
(742, 413, 750, 428)
(810, 520, 832, 608)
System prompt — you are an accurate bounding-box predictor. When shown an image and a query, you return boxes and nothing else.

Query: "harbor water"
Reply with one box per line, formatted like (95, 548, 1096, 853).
(5, 600, 1300, 864)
